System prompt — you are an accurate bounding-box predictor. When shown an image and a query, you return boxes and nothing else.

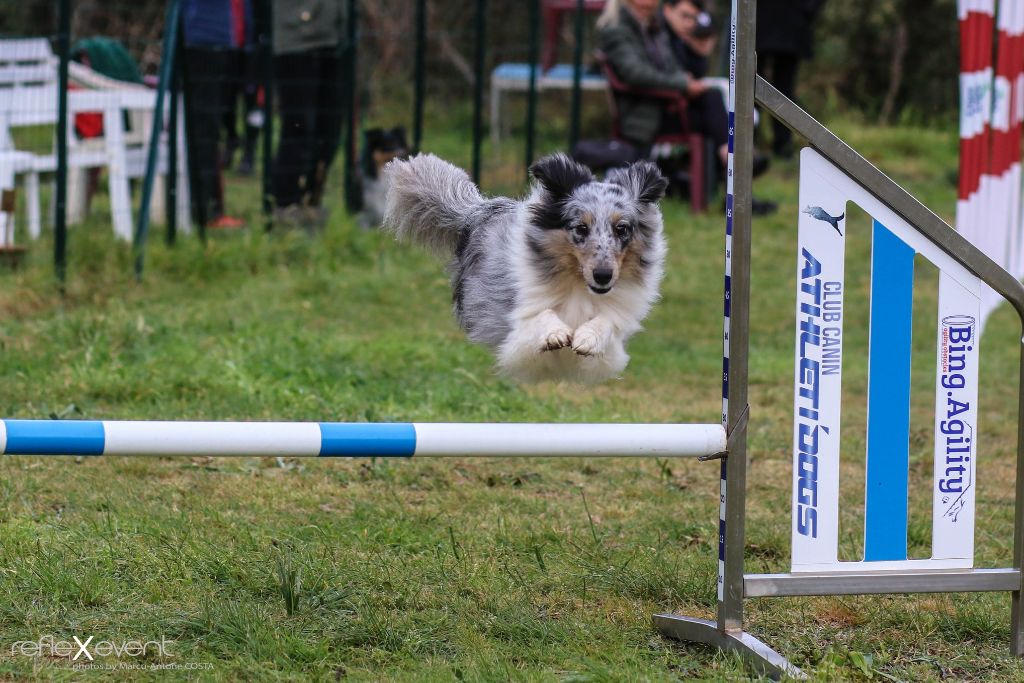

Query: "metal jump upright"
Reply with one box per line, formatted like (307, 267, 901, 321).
(654, 0, 1024, 677)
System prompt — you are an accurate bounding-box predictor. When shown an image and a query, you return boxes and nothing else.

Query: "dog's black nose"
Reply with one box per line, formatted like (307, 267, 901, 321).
(592, 268, 614, 286)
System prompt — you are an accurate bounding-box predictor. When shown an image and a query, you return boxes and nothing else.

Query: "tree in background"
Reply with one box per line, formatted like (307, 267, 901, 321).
(807, 0, 959, 123)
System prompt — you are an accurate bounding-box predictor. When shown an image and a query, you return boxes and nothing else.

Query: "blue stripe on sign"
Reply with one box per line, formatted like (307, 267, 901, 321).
(4, 419, 105, 455)
(727, 112, 735, 153)
(318, 423, 416, 457)
(864, 220, 915, 562)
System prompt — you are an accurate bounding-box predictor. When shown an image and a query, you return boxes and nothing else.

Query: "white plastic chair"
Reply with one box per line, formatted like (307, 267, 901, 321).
(67, 60, 190, 238)
(66, 88, 191, 240)
(0, 38, 59, 242)
(0, 38, 190, 241)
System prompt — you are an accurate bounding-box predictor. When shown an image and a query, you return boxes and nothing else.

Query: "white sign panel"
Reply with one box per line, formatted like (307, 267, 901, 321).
(792, 149, 982, 573)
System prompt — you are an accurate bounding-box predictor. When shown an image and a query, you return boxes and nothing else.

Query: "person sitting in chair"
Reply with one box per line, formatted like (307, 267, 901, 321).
(597, 0, 773, 213)
(662, 0, 717, 105)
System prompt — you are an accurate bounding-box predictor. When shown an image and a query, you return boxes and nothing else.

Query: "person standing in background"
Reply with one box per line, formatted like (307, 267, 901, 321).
(223, 0, 262, 176)
(272, 0, 348, 229)
(181, 0, 248, 229)
(755, 0, 825, 158)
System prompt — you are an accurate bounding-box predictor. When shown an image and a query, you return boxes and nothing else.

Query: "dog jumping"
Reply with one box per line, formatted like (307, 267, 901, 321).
(383, 153, 669, 384)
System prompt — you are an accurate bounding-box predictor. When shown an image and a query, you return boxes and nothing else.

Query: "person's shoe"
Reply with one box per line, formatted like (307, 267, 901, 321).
(719, 195, 778, 216)
(302, 205, 329, 234)
(718, 150, 770, 180)
(207, 215, 245, 230)
(272, 204, 328, 234)
(751, 196, 778, 216)
(272, 204, 305, 230)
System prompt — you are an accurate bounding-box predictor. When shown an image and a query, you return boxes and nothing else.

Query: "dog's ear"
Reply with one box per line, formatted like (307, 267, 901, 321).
(391, 127, 410, 151)
(530, 153, 593, 199)
(610, 160, 668, 204)
(364, 128, 384, 146)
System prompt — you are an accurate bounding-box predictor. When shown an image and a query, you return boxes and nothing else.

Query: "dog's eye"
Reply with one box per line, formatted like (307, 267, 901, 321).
(615, 223, 631, 239)
(572, 224, 589, 238)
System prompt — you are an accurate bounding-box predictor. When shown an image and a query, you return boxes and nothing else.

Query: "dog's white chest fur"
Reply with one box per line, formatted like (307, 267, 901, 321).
(495, 225, 656, 384)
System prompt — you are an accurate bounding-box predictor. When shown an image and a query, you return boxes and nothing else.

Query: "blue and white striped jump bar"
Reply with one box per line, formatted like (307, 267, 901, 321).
(0, 421, 727, 458)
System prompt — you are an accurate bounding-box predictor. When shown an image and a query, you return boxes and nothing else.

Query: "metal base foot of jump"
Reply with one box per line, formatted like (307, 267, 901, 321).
(653, 615, 803, 680)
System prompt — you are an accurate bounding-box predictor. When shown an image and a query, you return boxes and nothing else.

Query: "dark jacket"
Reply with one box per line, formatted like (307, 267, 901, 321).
(273, 0, 347, 55)
(598, 7, 689, 146)
(666, 28, 709, 79)
(755, 0, 825, 59)
(183, 0, 254, 49)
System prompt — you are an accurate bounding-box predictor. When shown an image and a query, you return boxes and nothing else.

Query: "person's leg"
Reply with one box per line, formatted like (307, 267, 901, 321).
(308, 48, 345, 207)
(208, 49, 247, 224)
(221, 59, 240, 169)
(183, 47, 227, 223)
(273, 51, 318, 208)
(689, 90, 729, 164)
(754, 52, 772, 149)
(769, 52, 800, 156)
(207, 49, 238, 218)
(239, 48, 261, 173)
(693, 84, 775, 215)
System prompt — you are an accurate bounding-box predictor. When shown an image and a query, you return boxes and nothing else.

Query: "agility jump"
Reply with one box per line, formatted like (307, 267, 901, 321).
(0, 421, 725, 459)
(6, 0, 1024, 678)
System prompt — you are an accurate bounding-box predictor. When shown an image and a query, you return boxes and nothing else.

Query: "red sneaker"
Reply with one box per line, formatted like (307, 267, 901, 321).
(207, 215, 245, 230)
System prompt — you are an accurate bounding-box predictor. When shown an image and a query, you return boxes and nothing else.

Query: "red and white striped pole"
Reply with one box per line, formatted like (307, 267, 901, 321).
(987, 1, 1024, 292)
(1002, 0, 1024, 281)
(958, 0, 997, 319)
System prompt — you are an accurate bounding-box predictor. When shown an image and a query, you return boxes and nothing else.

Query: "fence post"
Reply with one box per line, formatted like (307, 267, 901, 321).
(55, 0, 71, 290)
(568, 0, 584, 153)
(413, 0, 427, 154)
(135, 0, 181, 279)
(472, 0, 487, 184)
(524, 0, 540, 180)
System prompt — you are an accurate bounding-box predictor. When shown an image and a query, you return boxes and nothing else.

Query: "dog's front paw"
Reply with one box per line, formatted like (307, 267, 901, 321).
(541, 325, 573, 351)
(572, 324, 605, 356)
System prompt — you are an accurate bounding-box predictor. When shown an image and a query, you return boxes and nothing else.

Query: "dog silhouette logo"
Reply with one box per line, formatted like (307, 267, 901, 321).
(802, 206, 845, 237)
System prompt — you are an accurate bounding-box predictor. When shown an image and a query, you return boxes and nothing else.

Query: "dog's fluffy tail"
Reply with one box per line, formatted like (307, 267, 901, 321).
(383, 153, 484, 257)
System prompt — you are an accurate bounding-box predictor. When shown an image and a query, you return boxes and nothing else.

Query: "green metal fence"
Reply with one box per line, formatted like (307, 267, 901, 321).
(0, 0, 602, 283)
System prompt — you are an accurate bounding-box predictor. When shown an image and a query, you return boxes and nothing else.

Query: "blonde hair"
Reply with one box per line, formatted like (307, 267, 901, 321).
(596, 0, 626, 28)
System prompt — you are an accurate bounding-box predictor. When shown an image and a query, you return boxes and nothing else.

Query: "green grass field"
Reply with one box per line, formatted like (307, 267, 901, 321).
(1, 120, 1024, 681)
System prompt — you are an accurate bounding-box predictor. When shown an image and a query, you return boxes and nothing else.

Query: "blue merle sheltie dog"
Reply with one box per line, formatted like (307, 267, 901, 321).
(383, 153, 668, 384)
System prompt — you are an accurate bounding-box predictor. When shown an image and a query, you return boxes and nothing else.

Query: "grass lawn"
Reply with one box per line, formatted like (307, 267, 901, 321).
(1, 118, 1024, 681)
